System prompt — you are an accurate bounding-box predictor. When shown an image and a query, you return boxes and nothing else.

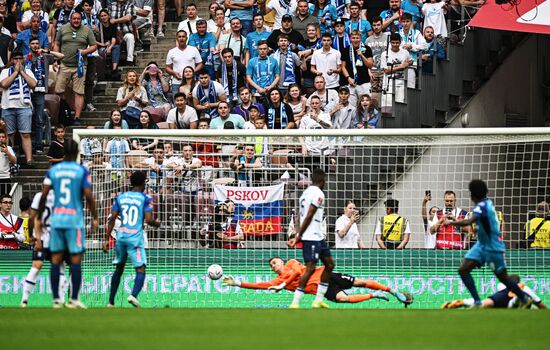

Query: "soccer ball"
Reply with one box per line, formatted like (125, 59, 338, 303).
(207, 264, 223, 280)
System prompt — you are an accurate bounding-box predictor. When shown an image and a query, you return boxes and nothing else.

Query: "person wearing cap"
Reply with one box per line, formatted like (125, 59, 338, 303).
(0, 49, 37, 169)
(524, 201, 550, 249)
(340, 29, 374, 107)
(188, 19, 217, 79)
(331, 18, 350, 52)
(266, 14, 305, 53)
(329, 86, 356, 129)
(375, 198, 410, 249)
(226, 0, 255, 37)
(260, 0, 298, 30)
(311, 33, 343, 89)
(292, 0, 320, 38)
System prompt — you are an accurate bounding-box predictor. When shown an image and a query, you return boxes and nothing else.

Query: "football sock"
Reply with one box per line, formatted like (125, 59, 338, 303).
(314, 282, 329, 303)
(292, 288, 304, 305)
(504, 278, 528, 302)
(363, 280, 391, 292)
(348, 294, 373, 303)
(462, 298, 474, 307)
(459, 272, 481, 303)
(50, 264, 61, 300)
(22, 267, 40, 302)
(59, 263, 67, 303)
(109, 268, 123, 305)
(132, 272, 146, 298)
(70, 264, 82, 301)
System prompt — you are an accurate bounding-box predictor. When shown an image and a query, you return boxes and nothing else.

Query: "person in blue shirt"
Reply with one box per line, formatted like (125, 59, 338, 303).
(445, 179, 533, 308)
(245, 14, 271, 65)
(188, 19, 217, 79)
(36, 138, 98, 309)
(246, 40, 279, 100)
(345, 2, 372, 42)
(103, 171, 160, 308)
(15, 15, 49, 55)
(309, 0, 337, 35)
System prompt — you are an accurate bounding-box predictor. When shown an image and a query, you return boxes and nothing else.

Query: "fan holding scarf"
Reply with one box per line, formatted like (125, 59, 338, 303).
(192, 68, 227, 120)
(272, 33, 306, 95)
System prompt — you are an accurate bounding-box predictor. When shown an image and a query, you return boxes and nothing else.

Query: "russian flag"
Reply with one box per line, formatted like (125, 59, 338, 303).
(214, 184, 285, 236)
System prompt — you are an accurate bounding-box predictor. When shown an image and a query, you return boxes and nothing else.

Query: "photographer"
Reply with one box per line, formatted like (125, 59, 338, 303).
(380, 33, 412, 109)
(200, 199, 244, 249)
(375, 198, 410, 250)
(524, 201, 550, 249)
(0, 129, 16, 195)
(428, 190, 470, 249)
(0, 194, 25, 249)
(335, 200, 365, 249)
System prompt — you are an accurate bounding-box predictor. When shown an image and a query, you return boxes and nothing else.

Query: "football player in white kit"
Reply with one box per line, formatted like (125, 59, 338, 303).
(20, 191, 68, 307)
(288, 168, 335, 308)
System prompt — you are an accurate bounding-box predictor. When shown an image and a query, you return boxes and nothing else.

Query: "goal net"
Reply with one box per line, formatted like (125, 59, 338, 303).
(3, 128, 549, 308)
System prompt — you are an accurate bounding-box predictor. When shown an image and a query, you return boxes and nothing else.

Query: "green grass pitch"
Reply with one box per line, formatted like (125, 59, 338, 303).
(0, 309, 548, 350)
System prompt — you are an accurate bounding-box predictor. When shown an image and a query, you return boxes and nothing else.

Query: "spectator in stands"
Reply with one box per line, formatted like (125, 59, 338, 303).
(243, 104, 262, 129)
(524, 201, 550, 249)
(375, 198, 410, 249)
(142, 146, 165, 193)
(246, 40, 279, 101)
(80, 125, 102, 160)
(355, 94, 380, 128)
(335, 200, 365, 248)
(267, 14, 304, 53)
(192, 68, 227, 120)
(218, 18, 247, 63)
(381, 0, 404, 33)
(311, 33, 343, 90)
(208, 8, 230, 42)
(399, 12, 427, 88)
(341, 30, 374, 108)
(131, 110, 158, 150)
(179, 66, 197, 105)
(193, 117, 220, 168)
(226, 0, 254, 36)
(331, 18, 350, 52)
(97, 9, 121, 81)
(261, 0, 298, 30)
(233, 87, 265, 121)
(0, 194, 25, 249)
(217, 48, 247, 107)
(421, 26, 445, 74)
(167, 92, 198, 129)
(366, 16, 389, 103)
(0, 15, 11, 65)
(155, 0, 166, 37)
(166, 30, 203, 97)
(245, 13, 271, 66)
(330, 86, 356, 129)
(47, 124, 66, 164)
(26, 37, 63, 155)
(264, 88, 295, 129)
(132, 0, 153, 50)
(380, 33, 411, 110)
(77, 0, 99, 112)
(140, 62, 171, 117)
(0, 130, 16, 195)
(272, 34, 306, 96)
(104, 132, 130, 181)
(200, 199, 244, 249)
(292, 0, 320, 38)
(346, 2, 372, 42)
(306, 75, 339, 112)
(0, 49, 37, 169)
(422, 0, 449, 38)
(284, 84, 307, 127)
(189, 19, 217, 79)
(428, 190, 470, 250)
(116, 70, 149, 129)
(15, 15, 49, 55)
(233, 144, 262, 186)
(54, 11, 97, 126)
(210, 101, 246, 129)
(309, 0, 337, 35)
(52, 0, 75, 41)
(108, 0, 136, 65)
(298, 23, 321, 95)
(104, 109, 129, 129)
(177, 3, 202, 35)
(300, 95, 333, 157)
(206, 2, 221, 33)
(401, 0, 422, 27)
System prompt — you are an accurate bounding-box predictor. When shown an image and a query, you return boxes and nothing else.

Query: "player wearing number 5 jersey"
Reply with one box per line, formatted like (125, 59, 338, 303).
(287, 168, 334, 308)
(37, 139, 98, 309)
(103, 171, 160, 308)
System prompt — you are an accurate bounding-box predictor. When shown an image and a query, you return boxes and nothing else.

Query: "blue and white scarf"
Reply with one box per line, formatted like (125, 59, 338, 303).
(255, 57, 274, 91)
(221, 59, 238, 101)
(197, 81, 219, 119)
(347, 19, 364, 34)
(267, 103, 288, 129)
(332, 33, 350, 51)
(109, 138, 127, 169)
(349, 43, 366, 82)
(279, 0, 292, 14)
(334, 0, 346, 18)
(273, 49, 295, 86)
(26, 53, 46, 93)
(8, 67, 31, 104)
(77, 51, 84, 78)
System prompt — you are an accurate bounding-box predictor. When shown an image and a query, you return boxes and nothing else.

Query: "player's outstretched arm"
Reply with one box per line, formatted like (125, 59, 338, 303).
(222, 275, 285, 291)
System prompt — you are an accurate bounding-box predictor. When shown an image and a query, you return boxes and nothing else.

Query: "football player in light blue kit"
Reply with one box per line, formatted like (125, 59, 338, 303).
(445, 180, 532, 308)
(103, 171, 160, 307)
(37, 139, 99, 308)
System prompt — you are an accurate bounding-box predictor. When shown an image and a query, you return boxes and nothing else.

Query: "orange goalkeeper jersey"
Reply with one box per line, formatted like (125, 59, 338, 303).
(240, 259, 323, 295)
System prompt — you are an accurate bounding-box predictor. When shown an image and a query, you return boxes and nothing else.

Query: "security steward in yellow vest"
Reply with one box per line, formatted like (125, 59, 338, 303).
(525, 201, 550, 249)
(375, 199, 410, 250)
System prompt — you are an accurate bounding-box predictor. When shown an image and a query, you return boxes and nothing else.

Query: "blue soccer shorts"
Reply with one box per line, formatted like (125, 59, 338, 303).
(302, 240, 331, 263)
(50, 227, 86, 254)
(113, 235, 147, 268)
(464, 243, 507, 274)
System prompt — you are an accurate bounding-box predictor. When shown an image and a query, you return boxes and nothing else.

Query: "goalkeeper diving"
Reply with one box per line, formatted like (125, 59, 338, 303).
(222, 257, 413, 306)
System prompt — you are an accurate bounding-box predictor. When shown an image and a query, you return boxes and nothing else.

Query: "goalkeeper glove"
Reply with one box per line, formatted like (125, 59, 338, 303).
(267, 282, 286, 292)
(222, 275, 241, 287)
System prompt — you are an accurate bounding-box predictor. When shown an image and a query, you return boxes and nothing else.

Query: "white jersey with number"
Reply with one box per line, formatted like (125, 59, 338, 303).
(31, 191, 55, 249)
(299, 185, 325, 241)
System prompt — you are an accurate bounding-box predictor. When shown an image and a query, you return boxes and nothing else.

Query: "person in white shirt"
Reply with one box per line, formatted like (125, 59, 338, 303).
(288, 168, 335, 309)
(306, 75, 339, 112)
(177, 3, 202, 35)
(166, 30, 203, 97)
(218, 18, 247, 62)
(261, 0, 298, 30)
(399, 13, 427, 88)
(166, 92, 198, 129)
(310, 33, 343, 89)
(335, 200, 365, 249)
(380, 33, 412, 110)
(422, 0, 449, 38)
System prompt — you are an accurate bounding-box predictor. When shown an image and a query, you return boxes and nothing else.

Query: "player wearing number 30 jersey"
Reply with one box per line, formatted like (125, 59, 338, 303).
(103, 171, 160, 308)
